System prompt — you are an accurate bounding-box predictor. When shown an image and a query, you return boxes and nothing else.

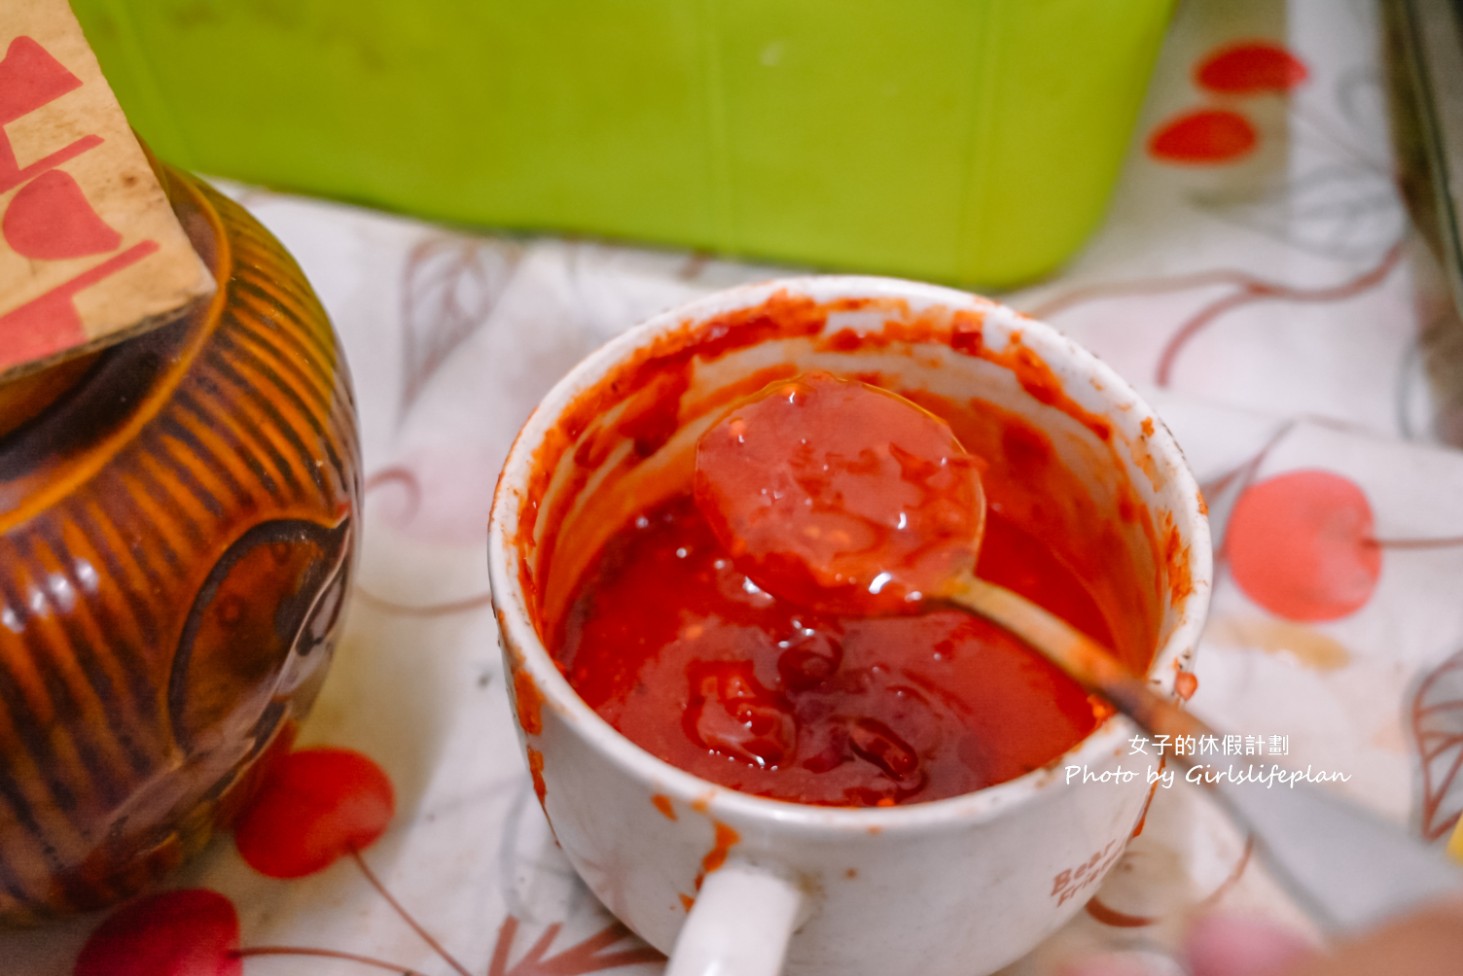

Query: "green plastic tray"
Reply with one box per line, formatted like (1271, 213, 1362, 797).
(73, 1, 1173, 287)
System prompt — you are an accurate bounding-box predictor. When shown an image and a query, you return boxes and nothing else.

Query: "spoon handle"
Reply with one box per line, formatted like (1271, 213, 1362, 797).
(949, 576, 1463, 932)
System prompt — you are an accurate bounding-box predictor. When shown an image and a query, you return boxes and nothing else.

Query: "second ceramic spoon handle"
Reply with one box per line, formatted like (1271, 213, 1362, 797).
(949, 575, 1463, 933)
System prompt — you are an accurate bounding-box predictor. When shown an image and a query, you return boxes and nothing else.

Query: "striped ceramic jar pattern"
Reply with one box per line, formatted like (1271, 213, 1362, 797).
(0, 168, 360, 921)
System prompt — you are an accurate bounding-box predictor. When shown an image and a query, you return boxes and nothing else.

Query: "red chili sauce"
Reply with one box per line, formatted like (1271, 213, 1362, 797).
(553, 374, 1114, 806)
(692, 373, 985, 616)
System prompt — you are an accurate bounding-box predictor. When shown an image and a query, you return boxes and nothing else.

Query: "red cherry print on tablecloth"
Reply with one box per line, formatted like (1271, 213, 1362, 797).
(4, 169, 122, 259)
(1148, 41, 1307, 166)
(73, 889, 240, 976)
(1197, 42, 1309, 94)
(1226, 469, 1381, 622)
(234, 747, 394, 878)
(1148, 109, 1258, 164)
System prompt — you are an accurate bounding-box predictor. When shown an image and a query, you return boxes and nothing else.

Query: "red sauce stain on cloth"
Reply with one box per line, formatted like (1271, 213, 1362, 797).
(651, 794, 677, 820)
(1222, 617, 1351, 671)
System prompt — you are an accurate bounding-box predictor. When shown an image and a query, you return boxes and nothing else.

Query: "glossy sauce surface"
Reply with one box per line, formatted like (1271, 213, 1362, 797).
(555, 494, 1110, 805)
(693, 372, 984, 616)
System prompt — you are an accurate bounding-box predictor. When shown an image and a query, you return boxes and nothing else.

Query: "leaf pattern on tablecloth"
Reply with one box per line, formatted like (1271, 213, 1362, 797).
(400, 235, 523, 418)
(1146, 36, 1399, 259)
(1025, 235, 1404, 389)
(1025, 31, 1413, 391)
(1147, 38, 1402, 265)
(487, 917, 662, 976)
(1192, 162, 1402, 261)
(1411, 649, 1463, 842)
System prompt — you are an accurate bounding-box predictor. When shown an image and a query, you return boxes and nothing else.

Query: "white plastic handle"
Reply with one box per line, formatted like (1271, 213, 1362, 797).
(665, 860, 807, 976)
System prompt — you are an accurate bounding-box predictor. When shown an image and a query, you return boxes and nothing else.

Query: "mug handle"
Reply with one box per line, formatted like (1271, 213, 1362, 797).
(665, 859, 807, 976)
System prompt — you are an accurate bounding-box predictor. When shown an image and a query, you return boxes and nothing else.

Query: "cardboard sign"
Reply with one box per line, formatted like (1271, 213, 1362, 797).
(0, 0, 214, 379)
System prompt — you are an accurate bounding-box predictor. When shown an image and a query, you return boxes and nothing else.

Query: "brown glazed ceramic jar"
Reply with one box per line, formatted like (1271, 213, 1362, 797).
(0, 166, 360, 921)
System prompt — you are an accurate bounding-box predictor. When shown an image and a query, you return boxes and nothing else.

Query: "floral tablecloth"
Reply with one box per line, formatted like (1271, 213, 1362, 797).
(9, 0, 1463, 973)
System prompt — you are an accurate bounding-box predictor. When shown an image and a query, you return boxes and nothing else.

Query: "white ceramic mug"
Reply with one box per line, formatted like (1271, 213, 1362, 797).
(488, 276, 1212, 976)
